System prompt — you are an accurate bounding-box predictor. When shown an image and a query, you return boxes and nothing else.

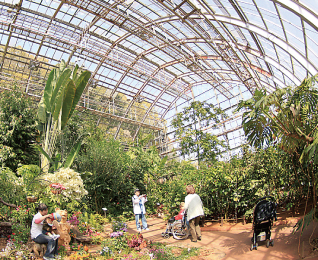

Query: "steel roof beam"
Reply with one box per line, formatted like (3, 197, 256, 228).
(271, 0, 318, 32)
(154, 14, 318, 76)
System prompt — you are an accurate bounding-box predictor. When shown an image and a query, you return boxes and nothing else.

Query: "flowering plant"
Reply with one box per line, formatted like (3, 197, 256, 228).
(126, 233, 147, 251)
(110, 231, 124, 238)
(111, 221, 128, 232)
(68, 251, 90, 260)
(68, 214, 80, 226)
(99, 246, 113, 257)
(11, 223, 30, 244)
(10, 205, 32, 225)
(49, 183, 66, 191)
(43, 168, 88, 201)
(91, 232, 104, 244)
(78, 222, 94, 236)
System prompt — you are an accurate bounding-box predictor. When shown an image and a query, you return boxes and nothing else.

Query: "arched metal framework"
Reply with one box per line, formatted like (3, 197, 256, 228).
(0, 0, 317, 158)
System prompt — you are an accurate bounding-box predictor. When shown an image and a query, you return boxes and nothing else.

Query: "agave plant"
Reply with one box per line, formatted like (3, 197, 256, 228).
(36, 60, 91, 172)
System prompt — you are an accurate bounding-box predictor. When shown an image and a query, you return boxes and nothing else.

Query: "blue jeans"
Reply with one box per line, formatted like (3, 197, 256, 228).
(33, 234, 58, 258)
(135, 213, 147, 230)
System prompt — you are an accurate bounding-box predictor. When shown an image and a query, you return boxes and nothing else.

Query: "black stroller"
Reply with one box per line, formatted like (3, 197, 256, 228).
(251, 196, 277, 250)
(161, 213, 189, 240)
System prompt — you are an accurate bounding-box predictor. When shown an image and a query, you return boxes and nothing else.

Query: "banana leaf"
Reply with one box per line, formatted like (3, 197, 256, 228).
(51, 69, 72, 115)
(60, 80, 76, 130)
(69, 71, 91, 119)
(63, 136, 87, 168)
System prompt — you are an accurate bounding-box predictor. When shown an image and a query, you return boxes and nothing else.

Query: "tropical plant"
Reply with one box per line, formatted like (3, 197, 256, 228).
(171, 101, 227, 164)
(237, 74, 318, 234)
(36, 60, 91, 172)
(236, 74, 318, 163)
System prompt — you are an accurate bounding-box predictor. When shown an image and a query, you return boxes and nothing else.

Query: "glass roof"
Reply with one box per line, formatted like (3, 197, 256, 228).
(0, 0, 317, 158)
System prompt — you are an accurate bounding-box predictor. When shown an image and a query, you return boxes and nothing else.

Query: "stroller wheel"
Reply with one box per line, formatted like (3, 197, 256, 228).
(270, 240, 274, 247)
(164, 233, 170, 239)
(266, 239, 270, 248)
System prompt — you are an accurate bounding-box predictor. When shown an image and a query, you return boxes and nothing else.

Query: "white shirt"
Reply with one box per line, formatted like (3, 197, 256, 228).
(30, 212, 44, 239)
(184, 193, 204, 221)
(132, 195, 147, 214)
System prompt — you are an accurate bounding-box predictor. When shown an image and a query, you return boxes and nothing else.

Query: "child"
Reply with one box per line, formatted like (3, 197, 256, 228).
(132, 188, 149, 231)
(174, 202, 185, 220)
(42, 213, 61, 240)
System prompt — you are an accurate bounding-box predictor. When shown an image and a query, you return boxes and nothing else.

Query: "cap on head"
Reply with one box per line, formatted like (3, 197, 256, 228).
(134, 188, 140, 193)
(52, 212, 62, 222)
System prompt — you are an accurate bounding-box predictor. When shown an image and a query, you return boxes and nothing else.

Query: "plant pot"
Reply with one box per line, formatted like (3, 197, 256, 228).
(27, 196, 38, 203)
(51, 189, 61, 194)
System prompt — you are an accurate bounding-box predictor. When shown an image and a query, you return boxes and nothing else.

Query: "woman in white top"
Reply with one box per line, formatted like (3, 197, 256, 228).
(30, 203, 58, 260)
(132, 188, 149, 231)
(183, 185, 204, 242)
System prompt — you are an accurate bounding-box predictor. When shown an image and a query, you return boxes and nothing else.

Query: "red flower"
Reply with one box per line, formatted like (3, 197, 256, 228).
(12, 233, 15, 235)
(117, 202, 119, 204)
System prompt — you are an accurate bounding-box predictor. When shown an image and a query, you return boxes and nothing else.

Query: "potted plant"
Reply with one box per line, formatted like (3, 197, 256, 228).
(50, 183, 66, 194)
(26, 195, 38, 203)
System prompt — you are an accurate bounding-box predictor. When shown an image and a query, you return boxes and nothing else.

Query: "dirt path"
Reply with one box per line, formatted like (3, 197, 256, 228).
(125, 217, 318, 260)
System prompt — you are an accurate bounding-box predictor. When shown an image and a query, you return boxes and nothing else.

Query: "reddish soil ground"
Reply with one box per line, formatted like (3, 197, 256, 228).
(2, 207, 318, 259)
(124, 209, 318, 260)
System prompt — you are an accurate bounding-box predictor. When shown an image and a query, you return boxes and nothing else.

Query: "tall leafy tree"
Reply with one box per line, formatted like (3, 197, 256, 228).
(171, 101, 227, 164)
(0, 86, 38, 170)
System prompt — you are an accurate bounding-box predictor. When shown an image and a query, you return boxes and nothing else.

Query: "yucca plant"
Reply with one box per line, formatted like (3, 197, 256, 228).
(36, 60, 91, 172)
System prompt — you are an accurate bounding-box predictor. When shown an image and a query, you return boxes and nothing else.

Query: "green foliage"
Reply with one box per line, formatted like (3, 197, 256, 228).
(11, 223, 30, 244)
(77, 132, 161, 216)
(10, 205, 33, 225)
(171, 101, 227, 162)
(0, 167, 25, 206)
(111, 233, 129, 252)
(236, 74, 318, 163)
(78, 212, 105, 233)
(16, 164, 42, 196)
(237, 74, 318, 233)
(0, 86, 38, 170)
(9, 205, 33, 245)
(148, 144, 307, 220)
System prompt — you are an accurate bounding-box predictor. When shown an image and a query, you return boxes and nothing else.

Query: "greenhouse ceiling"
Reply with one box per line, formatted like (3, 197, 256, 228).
(0, 0, 317, 157)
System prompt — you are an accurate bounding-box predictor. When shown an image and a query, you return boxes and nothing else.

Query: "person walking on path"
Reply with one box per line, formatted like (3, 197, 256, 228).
(30, 203, 59, 260)
(184, 185, 204, 242)
(132, 188, 149, 232)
